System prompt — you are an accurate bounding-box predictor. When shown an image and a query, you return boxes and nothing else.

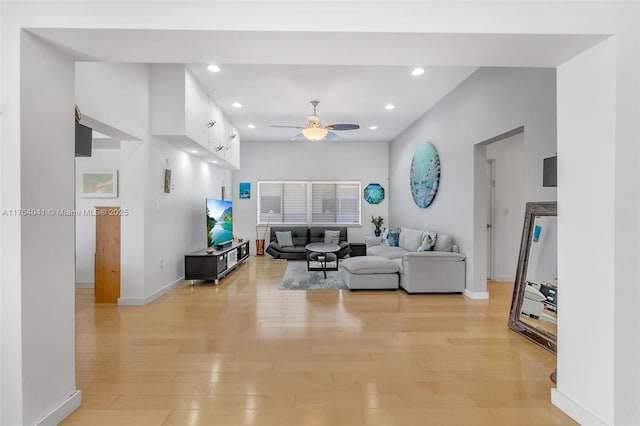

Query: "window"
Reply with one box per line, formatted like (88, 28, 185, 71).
(257, 181, 361, 226)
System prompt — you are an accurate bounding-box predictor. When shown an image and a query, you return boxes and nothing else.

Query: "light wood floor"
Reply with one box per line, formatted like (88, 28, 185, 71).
(63, 256, 576, 426)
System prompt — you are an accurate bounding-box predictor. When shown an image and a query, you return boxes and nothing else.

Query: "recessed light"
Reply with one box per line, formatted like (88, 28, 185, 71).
(207, 64, 221, 73)
(232, 102, 242, 108)
(248, 124, 255, 129)
(411, 67, 425, 76)
(369, 126, 378, 130)
(190, 150, 198, 154)
(210, 160, 218, 164)
(385, 104, 395, 110)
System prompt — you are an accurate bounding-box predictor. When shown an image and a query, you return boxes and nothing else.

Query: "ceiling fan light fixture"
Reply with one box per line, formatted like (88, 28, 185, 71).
(302, 127, 328, 141)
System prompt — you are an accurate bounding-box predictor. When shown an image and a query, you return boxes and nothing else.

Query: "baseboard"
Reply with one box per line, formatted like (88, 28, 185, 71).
(75, 281, 94, 288)
(551, 388, 607, 425)
(463, 289, 490, 299)
(118, 277, 184, 306)
(35, 390, 81, 426)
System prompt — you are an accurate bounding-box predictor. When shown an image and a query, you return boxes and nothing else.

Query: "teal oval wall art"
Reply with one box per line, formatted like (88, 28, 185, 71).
(410, 142, 441, 208)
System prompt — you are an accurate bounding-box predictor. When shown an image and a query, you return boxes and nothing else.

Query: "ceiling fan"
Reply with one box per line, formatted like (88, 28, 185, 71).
(271, 100, 360, 141)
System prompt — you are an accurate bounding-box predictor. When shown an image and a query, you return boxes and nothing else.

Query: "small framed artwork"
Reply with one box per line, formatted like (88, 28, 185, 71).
(164, 169, 172, 194)
(78, 170, 118, 198)
(239, 182, 250, 199)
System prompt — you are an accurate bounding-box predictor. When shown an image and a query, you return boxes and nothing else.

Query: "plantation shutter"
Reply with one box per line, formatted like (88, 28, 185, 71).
(257, 181, 308, 225)
(258, 181, 360, 225)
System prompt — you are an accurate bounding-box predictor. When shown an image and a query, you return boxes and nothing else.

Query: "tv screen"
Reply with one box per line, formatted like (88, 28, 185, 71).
(75, 122, 92, 157)
(543, 156, 557, 187)
(206, 198, 233, 247)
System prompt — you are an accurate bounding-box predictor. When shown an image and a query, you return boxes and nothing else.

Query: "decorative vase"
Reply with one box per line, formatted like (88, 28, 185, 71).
(374, 227, 381, 237)
(256, 239, 265, 255)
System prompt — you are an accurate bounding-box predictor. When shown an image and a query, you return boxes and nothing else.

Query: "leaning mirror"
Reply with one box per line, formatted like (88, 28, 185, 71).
(508, 201, 557, 353)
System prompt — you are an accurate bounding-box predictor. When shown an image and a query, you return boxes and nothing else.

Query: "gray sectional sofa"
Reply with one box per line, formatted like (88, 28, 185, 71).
(265, 226, 351, 260)
(365, 226, 465, 293)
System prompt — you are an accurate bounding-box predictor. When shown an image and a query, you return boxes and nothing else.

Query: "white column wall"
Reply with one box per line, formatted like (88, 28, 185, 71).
(18, 33, 79, 426)
(389, 68, 557, 296)
(233, 141, 390, 252)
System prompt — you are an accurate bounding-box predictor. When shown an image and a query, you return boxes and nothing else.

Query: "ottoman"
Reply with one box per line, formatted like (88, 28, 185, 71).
(341, 256, 399, 290)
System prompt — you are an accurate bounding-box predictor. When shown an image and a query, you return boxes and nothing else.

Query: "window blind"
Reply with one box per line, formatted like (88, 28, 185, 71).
(257, 181, 361, 226)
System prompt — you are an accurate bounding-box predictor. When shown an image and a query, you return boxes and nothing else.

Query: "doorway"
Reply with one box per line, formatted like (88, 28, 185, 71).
(485, 131, 525, 283)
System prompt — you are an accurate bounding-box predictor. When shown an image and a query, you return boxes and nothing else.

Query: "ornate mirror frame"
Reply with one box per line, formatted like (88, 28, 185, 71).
(508, 201, 557, 354)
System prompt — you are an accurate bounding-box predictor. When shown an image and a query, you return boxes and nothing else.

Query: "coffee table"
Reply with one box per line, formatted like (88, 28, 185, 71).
(305, 242, 340, 279)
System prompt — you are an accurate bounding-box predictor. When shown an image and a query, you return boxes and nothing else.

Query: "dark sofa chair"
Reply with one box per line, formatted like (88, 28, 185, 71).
(265, 226, 351, 260)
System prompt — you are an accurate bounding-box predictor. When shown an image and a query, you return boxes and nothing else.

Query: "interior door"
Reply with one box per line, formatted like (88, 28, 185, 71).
(95, 206, 121, 303)
(487, 160, 495, 280)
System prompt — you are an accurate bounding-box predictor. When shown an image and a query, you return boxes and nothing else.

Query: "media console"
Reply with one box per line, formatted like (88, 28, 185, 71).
(184, 240, 249, 285)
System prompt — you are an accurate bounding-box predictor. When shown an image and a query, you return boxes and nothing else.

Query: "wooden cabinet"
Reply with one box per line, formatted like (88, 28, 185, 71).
(95, 206, 121, 303)
(184, 240, 249, 284)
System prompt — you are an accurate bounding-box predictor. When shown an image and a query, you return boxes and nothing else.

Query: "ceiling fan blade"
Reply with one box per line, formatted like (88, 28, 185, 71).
(271, 125, 305, 129)
(290, 133, 307, 142)
(325, 124, 360, 131)
(324, 131, 340, 141)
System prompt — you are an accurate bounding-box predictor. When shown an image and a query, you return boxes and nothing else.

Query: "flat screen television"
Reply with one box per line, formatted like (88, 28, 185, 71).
(206, 198, 233, 247)
(543, 155, 557, 187)
(75, 122, 92, 157)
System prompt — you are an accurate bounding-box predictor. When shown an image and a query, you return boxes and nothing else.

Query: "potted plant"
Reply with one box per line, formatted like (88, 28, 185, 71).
(371, 215, 384, 237)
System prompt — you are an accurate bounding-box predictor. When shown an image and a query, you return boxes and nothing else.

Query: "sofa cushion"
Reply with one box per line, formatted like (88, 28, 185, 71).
(434, 234, 454, 252)
(367, 245, 407, 260)
(269, 226, 309, 246)
(275, 231, 293, 247)
(342, 256, 399, 274)
(324, 230, 341, 245)
(310, 227, 347, 243)
(386, 228, 400, 247)
(417, 232, 438, 252)
(399, 227, 424, 252)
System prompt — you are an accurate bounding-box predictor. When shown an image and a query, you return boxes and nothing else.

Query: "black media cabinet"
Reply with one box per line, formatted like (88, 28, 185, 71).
(184, 240, 249, 285)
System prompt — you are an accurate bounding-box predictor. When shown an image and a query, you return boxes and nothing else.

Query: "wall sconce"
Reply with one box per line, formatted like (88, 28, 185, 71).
(207, 120, 216, 128)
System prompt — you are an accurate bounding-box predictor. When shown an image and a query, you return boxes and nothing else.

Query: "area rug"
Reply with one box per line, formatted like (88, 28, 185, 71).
(279, 261, 347, 290)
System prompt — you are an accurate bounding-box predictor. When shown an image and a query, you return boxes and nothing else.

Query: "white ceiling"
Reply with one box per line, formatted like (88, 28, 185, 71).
(32, 28, 606, 144)
(186, 64, 478, 143)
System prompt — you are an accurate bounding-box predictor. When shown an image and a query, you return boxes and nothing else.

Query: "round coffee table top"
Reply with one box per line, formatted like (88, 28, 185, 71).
(305, 242, 340, 253)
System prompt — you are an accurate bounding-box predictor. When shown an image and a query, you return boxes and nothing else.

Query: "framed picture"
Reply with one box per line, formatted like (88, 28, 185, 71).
(239, 182, 250, 199)
(78, 170, 118, 198)
(164, 169, 171, 193)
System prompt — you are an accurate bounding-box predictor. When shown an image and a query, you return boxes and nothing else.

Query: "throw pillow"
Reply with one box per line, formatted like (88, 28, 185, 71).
(380, 228, 390, 246)
(324, 230, 341, 245)
(386, 228, 401, 247)
(275, 231, 294, 247)
(417, 232, 438, 252)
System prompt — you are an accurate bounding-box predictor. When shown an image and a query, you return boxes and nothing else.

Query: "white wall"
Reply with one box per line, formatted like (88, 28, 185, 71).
(233, 140, 389, 253)
(486, 132, 525, 282)
(554, 38, 616, 425)
(75, 149, 121, 287)
(142, 136, 229, 302)
(389, 68, 557, 297)
(18, 32, 79, 426)
(76, 62, 232, 305)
